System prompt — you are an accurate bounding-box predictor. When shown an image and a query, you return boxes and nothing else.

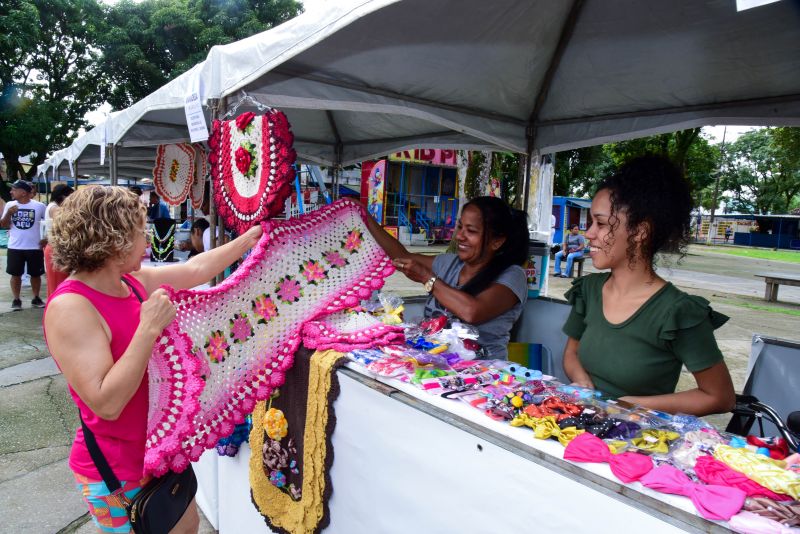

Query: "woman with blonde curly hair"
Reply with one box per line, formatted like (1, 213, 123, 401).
(43, 186, 261, 534)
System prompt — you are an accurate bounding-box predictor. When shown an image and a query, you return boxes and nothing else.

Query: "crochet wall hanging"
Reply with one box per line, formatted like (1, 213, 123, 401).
(250, 348, 346, 534)
(143, 199, 394, 475)
(190, 144, 208, 210)
(209, 109, 296, 235)
(150, 218, 176, 262)
(153, 143, 196, 206)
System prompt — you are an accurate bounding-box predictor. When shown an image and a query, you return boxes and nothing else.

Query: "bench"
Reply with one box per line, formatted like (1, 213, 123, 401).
(755, 273, 800, 302)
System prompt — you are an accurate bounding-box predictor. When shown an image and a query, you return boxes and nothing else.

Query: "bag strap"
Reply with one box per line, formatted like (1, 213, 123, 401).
(78, 276, 145, 496)
(79, 413, 124, 494)
(121, 276, 145, 303)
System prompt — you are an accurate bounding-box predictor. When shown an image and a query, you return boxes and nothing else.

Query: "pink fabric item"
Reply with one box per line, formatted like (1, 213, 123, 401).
(563, 432, 654, 483)
(695, 455, 794, 502)
(302, 311, 405, 352)
(640, 465, 747, 521)
(729, 511, 797, 534)
(43, 275, 149, 481)
(144, 199, 394, 475)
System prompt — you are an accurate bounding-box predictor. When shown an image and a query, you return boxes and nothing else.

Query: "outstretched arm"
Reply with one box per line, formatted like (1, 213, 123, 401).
(364, 209, 434, 270)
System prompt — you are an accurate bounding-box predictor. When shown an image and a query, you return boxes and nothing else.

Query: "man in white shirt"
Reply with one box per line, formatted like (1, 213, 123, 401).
(1, 180, 47, 310)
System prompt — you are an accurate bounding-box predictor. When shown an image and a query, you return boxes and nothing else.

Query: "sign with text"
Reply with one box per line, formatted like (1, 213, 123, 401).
(390, 149, 458, 167)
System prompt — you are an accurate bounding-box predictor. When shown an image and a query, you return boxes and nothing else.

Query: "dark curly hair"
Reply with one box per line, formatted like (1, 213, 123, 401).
(460, 196, 530, 296)
(595, 155, 691, 269)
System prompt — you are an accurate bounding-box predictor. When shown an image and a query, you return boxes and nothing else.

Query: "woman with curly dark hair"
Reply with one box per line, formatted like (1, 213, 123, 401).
(561, 155, 735, 416)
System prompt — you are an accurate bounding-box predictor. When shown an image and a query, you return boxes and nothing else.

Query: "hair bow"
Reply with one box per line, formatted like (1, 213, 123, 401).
(714, 445, 800, 499)
(563, 432, 653, 483)
(631, 429, 681, 454)
(510, 415, 584, 446)
(639, 465, 747, 521)
(605, 419, 641, 440)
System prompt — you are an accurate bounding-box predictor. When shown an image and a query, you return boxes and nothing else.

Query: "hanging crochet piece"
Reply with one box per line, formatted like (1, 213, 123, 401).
(250, 349, 347, 534)
(143, 199, 394, 475)
(209, 109, 296, 235)
(190, 144, 208, 210)
(153, 143, 196, 206)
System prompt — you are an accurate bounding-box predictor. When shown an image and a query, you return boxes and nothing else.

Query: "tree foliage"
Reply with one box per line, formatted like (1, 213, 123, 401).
(721, 128, 800, 214)
(100, 0, 304, 109)
(0, 0, 106, 186)
(552, 129, 721, 207)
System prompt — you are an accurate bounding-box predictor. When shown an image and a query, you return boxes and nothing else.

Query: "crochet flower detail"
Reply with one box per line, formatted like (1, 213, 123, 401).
(269, 469, 286, 488)
(300, 260, 327, 284)
(323, 250, 348, 268)
(264, 407, 288, 441)
(276, 276, 302, 303)
(235, 111, 256, 132)
(168, 159, 180, 182)
(229, 313, 254, 344)
(235, 141, 258, 178)
(251, 294, 278, 324)
(204, 330, 229, 363)
(343, 229, 363, 253)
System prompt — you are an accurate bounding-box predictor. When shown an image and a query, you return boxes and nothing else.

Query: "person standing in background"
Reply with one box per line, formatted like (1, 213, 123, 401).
(42, 184, 75, 297)
(1, 180, 47, 310)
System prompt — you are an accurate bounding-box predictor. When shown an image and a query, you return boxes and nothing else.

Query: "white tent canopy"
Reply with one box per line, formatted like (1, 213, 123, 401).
(40, 0, 800, 176)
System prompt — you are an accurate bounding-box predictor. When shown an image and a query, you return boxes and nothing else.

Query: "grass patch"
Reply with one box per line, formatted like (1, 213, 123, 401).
(704, 246, 800, 264)
(730, 301, 800, 317)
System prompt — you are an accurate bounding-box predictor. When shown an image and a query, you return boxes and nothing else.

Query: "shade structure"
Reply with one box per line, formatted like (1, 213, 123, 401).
(40, 0, 800, 175)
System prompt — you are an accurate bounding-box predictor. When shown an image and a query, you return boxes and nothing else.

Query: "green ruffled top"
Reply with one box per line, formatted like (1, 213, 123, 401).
(562, 272, 728, 399)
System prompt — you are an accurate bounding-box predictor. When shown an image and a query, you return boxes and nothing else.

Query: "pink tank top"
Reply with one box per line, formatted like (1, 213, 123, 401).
(43, 274, 149, 481)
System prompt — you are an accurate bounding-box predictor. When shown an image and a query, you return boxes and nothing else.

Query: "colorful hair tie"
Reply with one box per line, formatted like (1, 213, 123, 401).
(563, 433, 653, 483)
(640, 465, 746, 521)
(694, 456, 794, 502)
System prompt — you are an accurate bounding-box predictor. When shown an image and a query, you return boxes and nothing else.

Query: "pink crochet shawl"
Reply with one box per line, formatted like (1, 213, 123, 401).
(144, 199, 394, 474)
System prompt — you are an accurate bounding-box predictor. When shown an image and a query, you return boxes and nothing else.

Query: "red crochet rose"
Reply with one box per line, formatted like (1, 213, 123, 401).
(235, 146, 252, 175)
(236, 112, 256, 131)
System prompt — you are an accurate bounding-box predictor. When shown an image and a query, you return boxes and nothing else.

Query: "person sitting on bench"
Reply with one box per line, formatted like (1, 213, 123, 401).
(553, 224, 585, 278)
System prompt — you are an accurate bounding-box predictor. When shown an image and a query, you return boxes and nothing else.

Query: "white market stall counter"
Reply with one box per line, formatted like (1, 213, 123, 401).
(193, 362, 733, 534)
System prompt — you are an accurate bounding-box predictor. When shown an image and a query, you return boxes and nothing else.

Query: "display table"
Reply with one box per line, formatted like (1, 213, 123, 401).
(194, 363, 733, 533)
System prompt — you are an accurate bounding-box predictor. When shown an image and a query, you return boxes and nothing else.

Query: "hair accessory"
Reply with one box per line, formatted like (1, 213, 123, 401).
(510, 415, 584, 446)
(743, 497, 800, 527)
(209, 109, 296, 234)
(729, 510, 799, 533)
(694, 456, 793, 502)
(639, 465, 746, 520)
(605, 419, 642, 440)
(153, 143, 196, 205)
(631, 429, 681, 454)
(714, 445, 800, 499)
(563, 432, 654, 483)
(142, 199, 394, 475)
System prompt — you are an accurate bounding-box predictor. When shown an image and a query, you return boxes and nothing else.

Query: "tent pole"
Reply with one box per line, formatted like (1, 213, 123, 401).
(207, 97, 222, 284)
(110, 145, 118, 186)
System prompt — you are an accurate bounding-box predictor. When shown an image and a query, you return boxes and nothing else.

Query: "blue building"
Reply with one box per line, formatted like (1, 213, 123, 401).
(552, 196, 592, 245)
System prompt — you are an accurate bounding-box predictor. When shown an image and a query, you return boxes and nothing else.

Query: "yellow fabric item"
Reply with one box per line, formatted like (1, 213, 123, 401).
(714, 445, 800, 500)
(249, 350, 344, 534)
(510, 415, 584, 447)
(631, 429, 680, 454)
(606, 440, 629, 454)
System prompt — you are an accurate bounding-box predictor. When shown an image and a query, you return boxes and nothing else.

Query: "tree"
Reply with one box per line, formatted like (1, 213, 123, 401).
(721, 128, 800, 214)
(100, 0, 304, 109)
(0, 0, 107, 186)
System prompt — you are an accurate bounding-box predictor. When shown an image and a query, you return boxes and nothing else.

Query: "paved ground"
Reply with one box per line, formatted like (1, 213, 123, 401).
(1, 244, 798, 532)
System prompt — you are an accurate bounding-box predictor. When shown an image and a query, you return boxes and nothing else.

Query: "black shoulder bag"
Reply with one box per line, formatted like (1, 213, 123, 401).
(79, 277, 197, 534)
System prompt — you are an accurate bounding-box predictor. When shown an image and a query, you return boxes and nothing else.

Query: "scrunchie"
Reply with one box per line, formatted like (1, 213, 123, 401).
(631, 429, 681, 454)
(715, 445, 800, 499)
(639, 465, 747, 521)
(563, 432, 653, 483)
(694, 456, 793, 501)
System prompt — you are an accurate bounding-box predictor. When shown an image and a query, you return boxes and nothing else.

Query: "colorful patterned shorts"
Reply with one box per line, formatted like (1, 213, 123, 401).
(74, 473, 151, 533)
